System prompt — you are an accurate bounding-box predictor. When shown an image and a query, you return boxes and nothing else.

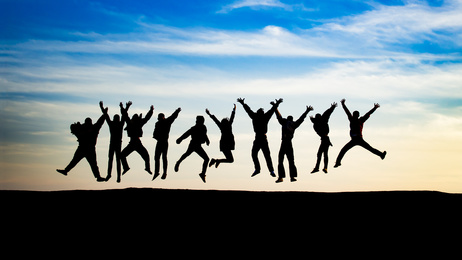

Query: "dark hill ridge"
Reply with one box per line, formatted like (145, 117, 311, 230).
(3, 188, 461, 250)
(3, 188, 461, 216)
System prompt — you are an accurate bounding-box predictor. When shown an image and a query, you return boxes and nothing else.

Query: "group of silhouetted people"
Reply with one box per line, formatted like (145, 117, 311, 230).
(57, 98, 387, 184)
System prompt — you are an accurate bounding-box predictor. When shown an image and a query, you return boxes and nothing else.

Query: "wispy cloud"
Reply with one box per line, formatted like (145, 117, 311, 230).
(317, 0, 462, 46)
(8, 1, 462, 61)
(217, 0, 292, 13)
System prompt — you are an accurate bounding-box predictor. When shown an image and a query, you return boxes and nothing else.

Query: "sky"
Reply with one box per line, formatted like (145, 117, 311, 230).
(1, 0, 462, 192)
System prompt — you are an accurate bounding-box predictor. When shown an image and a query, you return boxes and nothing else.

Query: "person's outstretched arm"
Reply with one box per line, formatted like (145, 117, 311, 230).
(237, 97, 255, 118)
(142, 105, 154, 125)
(275, 108, 284, 125)
(95, 101, 108, 130)
(340, 99, 352, 119)
(268, 98, 283, 118)
(168, 107, 181, 123)
(205, 108, 221, 127)
(229, 104, 236, 124)
(120, 101, 132, 122)
(294, 106, 313, 128)
(364, 103, 380, 119)
(323, 102, 337, 120)
(100, 101, 111, 123)
(176, 128, 192, 144)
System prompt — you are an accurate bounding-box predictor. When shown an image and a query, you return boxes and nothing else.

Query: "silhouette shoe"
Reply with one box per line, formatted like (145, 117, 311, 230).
(322, 168, 328, 174)
(96, 177, 106, 182)
(251, 171, 260, 177)
(199, 173, 206, 183)
(145, 168, 153, 175)
(122, 168, 130, 175)
(56, 169, 68, 176)
(334, 163, 341, 168)
(209, 159, 216, 167)
(381, 151, 387, 160)
(275, 177, 283, 183)
(270, 171, 276, 177)
(311, 168, 319, 174)
(152, 172, 160, 181)
(290, 177, 297, 182)
(161, 173, 167, 180)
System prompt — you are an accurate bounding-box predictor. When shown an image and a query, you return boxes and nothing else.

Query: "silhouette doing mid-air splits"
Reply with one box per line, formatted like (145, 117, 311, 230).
(206, 104, 236, 169)
(120, 101, 154, 176)
(56, 103, 107, 182)
(275, 104, 312, 183)
(310, 102, 337, 174)
(237, 97, 282, 177)
(100, 101, 125, 183)
(152, 107, 181, 181)
(334, 99, 386, 168)
(175, 115, 210, 183)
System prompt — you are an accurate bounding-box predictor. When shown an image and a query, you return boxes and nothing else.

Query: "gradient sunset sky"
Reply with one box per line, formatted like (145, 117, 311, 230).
(1, 0, 462, 192)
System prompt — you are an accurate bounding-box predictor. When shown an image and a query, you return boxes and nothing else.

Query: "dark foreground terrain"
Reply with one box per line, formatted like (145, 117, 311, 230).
(2, 188, 461, 253)
(3, 188, 461, 224)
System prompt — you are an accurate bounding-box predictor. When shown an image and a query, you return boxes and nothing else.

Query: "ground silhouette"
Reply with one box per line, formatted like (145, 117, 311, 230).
(3, 188, 460, 254)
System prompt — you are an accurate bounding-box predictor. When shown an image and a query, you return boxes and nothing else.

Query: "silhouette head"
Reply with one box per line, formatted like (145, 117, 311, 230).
(84, 117, 92, 125)
(353, 111, 360, 118)
(113, 114, 120, 122)
(158, 113, 165, 121)
(221, 118, 230, 126)
(287, 116, 293, 122)
(315, 113, 322, 120)
(132, 114, 139, 121)
(196, 115, 205, 125)
(257, 108, 264, 116)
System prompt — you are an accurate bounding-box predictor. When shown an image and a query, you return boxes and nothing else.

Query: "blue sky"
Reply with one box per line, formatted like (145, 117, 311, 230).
(1, 0, 462, 191)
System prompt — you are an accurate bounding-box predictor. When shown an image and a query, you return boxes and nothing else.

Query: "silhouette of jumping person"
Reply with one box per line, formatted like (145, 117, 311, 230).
(310, 102, 337, 174)
(205, 104, 236, 168)
(175, 116, 210, 183)
(152, 107, 181, 181)
(237, 97, 282, 177)
(56, 103, 107, 182)
(120, 101, 154, 176)
(99, 101, 125, 183)
(275, 105, 312, 183)
(334, 99, 387, 168)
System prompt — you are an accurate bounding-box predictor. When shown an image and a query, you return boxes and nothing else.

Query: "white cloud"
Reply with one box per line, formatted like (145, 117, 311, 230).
(12, 1, 462, 61)
(217, 0, 292, 13)
(317, 0, 462, 46)
(14, 25, 339, 58)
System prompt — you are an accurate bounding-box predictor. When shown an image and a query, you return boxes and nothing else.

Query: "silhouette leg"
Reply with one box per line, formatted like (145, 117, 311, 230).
(286, 141, 297, 180)
(323, 145, 329, 171)
(62, 146, 85, 173)
(121, 142, 136, 174)
(216, 150, 234, 167)
(261, 139, 275, 174)
(135, 142, 151, 174)
(358, 139, 383, 158)
(175, 146, 194, 172)
(314, 142, 323, 170)
(85, 148, 104, 181)
(154, 142, 162, 174)
(335, 139, 357, 167)
(195, 146, 209, 175)
(115, 146, 122, 182)
(107, 145, 115, 180)
(162, 142, 169, 174)
(277, 144, 286, 179)
(251, 140, 262, 174)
